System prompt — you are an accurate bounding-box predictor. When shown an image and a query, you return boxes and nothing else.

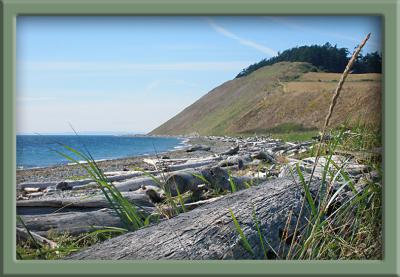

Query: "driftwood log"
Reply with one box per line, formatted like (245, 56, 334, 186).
(164, 157, 221, 172)
(66, 177, 318, 260)
(17, 171, 157, 191)
(17, 196, 229, 238)
(113, 176, 163, 192)
(18, 208, 129, 237)
(17, 191, 155, 215)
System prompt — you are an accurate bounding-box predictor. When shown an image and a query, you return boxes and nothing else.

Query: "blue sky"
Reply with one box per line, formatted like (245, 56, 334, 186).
(16, 16, 382, 134)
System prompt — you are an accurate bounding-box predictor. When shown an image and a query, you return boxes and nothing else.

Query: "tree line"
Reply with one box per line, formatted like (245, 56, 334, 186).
(236, 43, 382, 78)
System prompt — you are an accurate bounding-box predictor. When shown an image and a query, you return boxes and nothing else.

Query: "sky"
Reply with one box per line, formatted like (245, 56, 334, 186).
(16, 16, 382, 134)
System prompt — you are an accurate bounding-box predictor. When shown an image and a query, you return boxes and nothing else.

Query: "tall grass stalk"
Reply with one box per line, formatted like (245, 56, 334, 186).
(263, 35, 382, 259)
(55, 145, 145, 231)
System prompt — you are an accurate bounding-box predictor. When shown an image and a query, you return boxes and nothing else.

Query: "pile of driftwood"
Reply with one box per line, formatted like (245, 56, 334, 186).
(16, 136, 378, 259)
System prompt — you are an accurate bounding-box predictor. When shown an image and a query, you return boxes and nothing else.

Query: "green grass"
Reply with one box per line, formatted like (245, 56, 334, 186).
(17, 225, 125, 260)
(67, 174, 90, 181)
(226, 124, 381, 259)
(56, 145, 146, 231)
(271, 130, 319, 142)
(286, 125, 381, 259)
(229, 208, 254, 256)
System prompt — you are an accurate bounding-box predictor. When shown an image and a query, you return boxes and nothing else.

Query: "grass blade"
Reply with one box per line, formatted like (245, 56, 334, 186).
(295, 163, 317, 218)
(229, 208, 254, 256)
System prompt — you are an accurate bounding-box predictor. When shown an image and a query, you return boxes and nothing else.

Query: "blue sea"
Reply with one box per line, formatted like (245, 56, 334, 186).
(17, 135, 185, 169)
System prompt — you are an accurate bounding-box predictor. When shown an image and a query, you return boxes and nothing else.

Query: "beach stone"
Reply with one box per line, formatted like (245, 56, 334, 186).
(145, 189, 165, 203)
(164, 172, 202, 196)
(45, 186, 57, 193)
(252, 151, 276, 163)
(218, 154, 252, 168)
(186, 145, 211, 152)
(201, 166, 231, 191)
(221, 145, 239, 156)
(56, 181, 72, 191)
(238, 159, 244, 169)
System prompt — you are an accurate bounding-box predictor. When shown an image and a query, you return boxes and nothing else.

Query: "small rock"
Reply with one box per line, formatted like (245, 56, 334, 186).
(145, 189, 165, 203)
(252, 151, 276, 163)
(186, 145, 211, 152)
(55, 181, 72, 191)
(45, 186, 57, 193)
(221, 145, 239, 156)
(238, 159, 244, 170)
(218, 155, 250, 168)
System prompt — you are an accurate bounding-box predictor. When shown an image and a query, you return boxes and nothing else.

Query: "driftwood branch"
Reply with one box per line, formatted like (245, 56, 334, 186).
(16, 227, 58, 249)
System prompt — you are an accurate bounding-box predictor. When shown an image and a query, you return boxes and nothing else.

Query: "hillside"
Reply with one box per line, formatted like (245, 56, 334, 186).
(149, 62, 381, 136)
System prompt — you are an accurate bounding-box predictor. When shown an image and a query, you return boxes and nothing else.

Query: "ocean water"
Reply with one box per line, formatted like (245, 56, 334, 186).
(17, 135, 185, 169)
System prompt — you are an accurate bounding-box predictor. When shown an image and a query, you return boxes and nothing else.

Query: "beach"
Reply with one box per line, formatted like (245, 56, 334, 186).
(16, 133, 381, 260)
(16, 136, 235, 184)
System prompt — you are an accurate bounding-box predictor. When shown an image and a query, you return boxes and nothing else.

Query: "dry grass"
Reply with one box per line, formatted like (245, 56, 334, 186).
(232, 72, 381, 133)
(298, 72, 381, 82)
(150, 61, 381, 136)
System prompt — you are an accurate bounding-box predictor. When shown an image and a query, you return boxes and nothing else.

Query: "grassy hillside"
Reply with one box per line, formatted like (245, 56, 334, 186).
(150, 62, 381, 136)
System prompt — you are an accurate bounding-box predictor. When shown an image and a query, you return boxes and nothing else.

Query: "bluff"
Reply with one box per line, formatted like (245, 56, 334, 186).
(150, 62, 381, 136)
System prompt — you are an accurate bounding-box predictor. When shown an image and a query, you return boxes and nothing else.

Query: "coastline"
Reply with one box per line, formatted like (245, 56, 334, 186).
(16, 136, 234, 184)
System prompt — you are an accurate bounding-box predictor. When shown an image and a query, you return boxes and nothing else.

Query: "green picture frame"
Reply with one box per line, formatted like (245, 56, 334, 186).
(1, 0, 399, 276)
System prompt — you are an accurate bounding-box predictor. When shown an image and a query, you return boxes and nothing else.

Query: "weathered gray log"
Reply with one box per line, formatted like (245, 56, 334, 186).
(180, 196, 223, 211)
(282, 142, 313, 154)
(66, 177, 318, 260)
(17, 209, 132, 237)
(17, 171, 154, 191)
(16, 227, 58, 249)
(17, 191, 155, 211)
(17, 181, 56, 190)
(113, 176, 163, 192)
(165, 157, 221, 172)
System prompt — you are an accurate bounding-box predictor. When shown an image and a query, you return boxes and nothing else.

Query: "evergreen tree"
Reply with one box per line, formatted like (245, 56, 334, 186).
(236, 44, 381, 78)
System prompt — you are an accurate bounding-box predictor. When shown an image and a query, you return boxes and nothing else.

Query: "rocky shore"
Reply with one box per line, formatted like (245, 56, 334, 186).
(16, 136, 232, 184)
(16, 134, 381, 259)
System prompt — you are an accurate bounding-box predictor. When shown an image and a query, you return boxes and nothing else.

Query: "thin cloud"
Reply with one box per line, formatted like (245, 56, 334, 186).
(206, 18, 277, 57)
(17, 96, 55, 102)
(22, 61, 252, 72)
(267, 16, 380, 49)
